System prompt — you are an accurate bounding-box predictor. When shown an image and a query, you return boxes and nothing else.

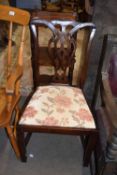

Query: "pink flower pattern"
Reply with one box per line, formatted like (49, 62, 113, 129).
(75, 109, 92, 122)
(19, 86, 96, 129)
(40, 116, 59, 126)
(54, 95, 72, 108)
(56, 108, 65, 113)
(40, 87, 49, 93)
(22, 106, 38, 118)
(72, 88, 81, 96)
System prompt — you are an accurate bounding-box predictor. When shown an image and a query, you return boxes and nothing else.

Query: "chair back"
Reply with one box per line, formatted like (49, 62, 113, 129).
(0, 5, 30, 158)
(30, 17, 96, 89)
(0, 5, 30, 95)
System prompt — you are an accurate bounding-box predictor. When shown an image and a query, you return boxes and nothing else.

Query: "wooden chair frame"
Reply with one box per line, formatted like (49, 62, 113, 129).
(0, 5, 30, 158)
(17, 14, 98, 167)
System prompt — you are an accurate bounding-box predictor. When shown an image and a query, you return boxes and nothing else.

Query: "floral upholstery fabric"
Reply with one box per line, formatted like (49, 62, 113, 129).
(19, 86, 96, 129)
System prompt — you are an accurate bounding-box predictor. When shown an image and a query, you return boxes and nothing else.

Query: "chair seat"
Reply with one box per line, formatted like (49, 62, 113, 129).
(19, 85, 96, 129)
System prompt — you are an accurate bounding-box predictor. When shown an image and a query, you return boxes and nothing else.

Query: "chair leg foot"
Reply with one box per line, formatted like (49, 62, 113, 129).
(6, 125, 20, 158)
(17, 125, 27, 162)
(83, 133, 98, 166)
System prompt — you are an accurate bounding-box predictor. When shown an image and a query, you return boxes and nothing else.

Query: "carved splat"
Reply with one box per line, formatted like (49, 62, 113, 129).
(30, 18, 95, 86)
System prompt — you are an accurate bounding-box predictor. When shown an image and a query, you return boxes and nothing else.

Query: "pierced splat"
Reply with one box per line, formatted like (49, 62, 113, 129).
(48, 22, 77, 83)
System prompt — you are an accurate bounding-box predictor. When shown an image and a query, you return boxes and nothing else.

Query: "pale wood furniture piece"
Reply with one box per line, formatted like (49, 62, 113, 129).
(17, 14, 98, 167)
(0, 5, 30, 158)
(40, 0, 94, 22)
(41, 0, 62, 12)
(92, 35, 117, 175)
(41, 0, 79, 13)
(41, 0, 80, 20)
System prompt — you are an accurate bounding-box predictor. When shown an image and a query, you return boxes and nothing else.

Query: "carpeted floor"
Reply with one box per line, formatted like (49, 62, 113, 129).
(0, 131, 90, 175)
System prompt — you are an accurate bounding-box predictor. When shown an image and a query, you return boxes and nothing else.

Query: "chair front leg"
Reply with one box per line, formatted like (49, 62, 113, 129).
(17, 125, 27, 162)
(83, 133, 98, 166)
